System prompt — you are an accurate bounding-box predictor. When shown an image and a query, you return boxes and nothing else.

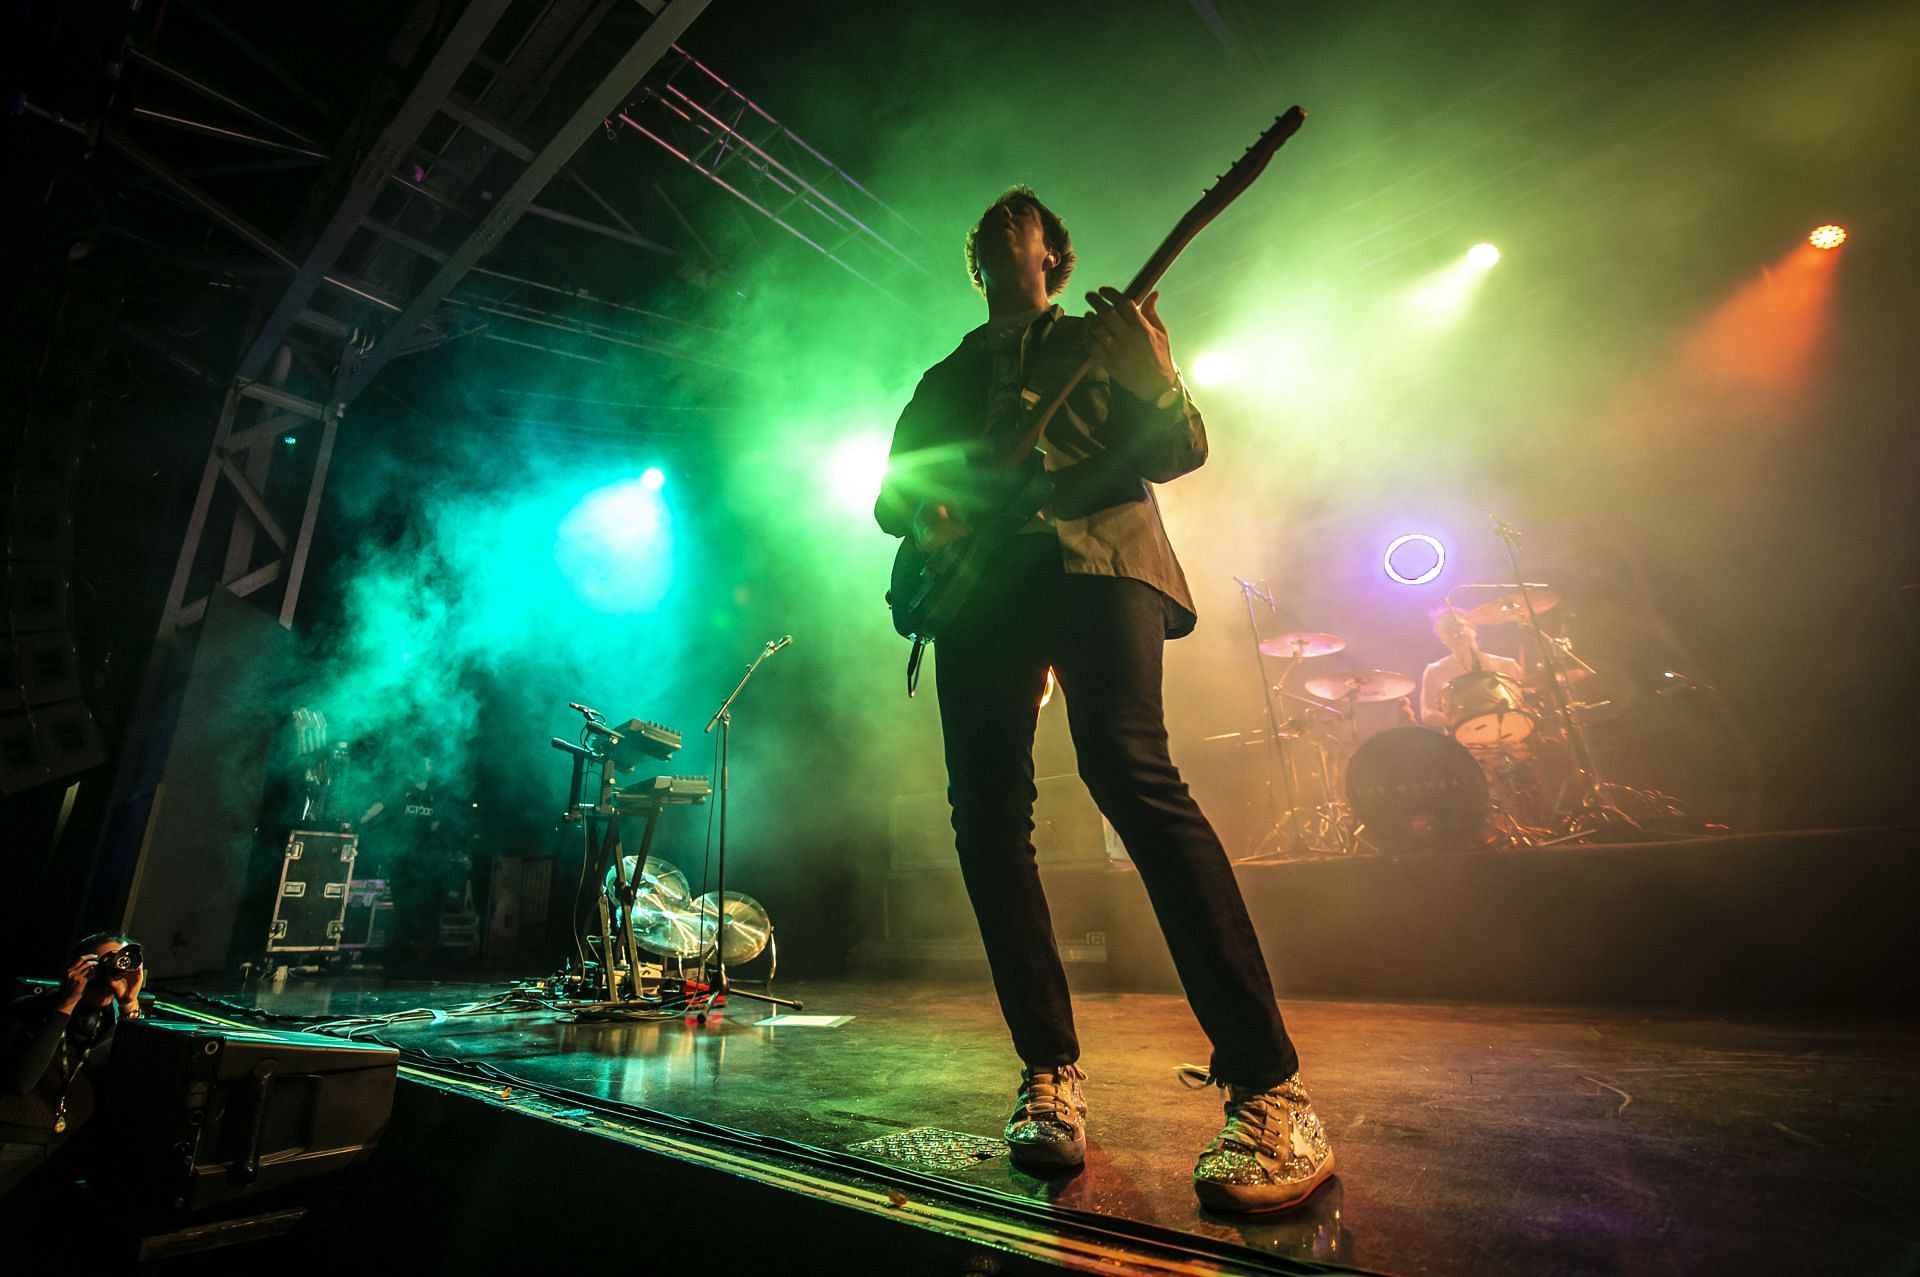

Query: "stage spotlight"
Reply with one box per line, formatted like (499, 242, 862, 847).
(281, 435, 298, 446)
(1189, 352, 1238, 387)
(826, 434, 890, 515)
(557, 476, 672, 612)
(640, 466, 666, 491)
(1384, 533, 1446, 586)
(1809, 224, 1847, 251)
(1467, 242, 1501, 270)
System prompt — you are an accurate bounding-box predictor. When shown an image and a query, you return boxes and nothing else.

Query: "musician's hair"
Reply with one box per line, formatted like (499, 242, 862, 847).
(1429, 607, 1474, 639)
(965, 186, 1075, 298)
(69, 931, 134, 961)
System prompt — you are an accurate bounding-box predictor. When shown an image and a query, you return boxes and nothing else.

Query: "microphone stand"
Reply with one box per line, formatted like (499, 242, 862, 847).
(698, 638, 804, 1019)
(1489, 518, 1640, 842)
(1237, 576, 1306, 857)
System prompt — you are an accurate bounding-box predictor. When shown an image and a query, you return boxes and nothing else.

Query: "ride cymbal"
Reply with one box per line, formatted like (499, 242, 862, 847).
(1462, 589, 1560, 627)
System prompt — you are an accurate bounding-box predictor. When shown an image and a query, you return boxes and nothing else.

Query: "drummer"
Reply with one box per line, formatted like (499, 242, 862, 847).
(1418, 608, 1524, 731)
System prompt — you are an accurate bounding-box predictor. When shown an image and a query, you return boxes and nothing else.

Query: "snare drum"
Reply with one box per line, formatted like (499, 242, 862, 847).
(1444, 669, 1534, 747)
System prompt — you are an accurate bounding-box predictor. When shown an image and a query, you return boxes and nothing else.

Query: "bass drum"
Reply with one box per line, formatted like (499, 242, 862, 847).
(1346, 727, 1491, 853)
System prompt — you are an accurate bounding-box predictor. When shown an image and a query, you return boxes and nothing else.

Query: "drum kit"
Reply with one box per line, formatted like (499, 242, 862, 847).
(1239, 523, 1691, 857)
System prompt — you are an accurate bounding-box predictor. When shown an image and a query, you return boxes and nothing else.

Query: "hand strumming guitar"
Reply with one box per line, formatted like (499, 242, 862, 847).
(912, 501, 972, 553)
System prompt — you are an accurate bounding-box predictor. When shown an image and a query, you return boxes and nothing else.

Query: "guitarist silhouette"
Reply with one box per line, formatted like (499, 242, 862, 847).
(871, 162, 1335, 1215)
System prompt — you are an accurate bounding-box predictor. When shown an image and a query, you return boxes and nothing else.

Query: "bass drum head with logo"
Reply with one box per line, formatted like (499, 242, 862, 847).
(1346, 727, 1491, 853)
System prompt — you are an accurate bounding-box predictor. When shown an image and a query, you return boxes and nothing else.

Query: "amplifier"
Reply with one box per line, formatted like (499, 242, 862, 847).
(486, 856, 554, 960)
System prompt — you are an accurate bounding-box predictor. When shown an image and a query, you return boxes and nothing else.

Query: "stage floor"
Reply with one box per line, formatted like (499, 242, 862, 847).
(209, 973, 1920, 1276)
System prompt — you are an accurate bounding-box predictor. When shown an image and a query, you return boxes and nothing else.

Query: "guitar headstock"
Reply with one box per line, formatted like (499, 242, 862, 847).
(1122, 106, 1308, 301)
(1198, 107, 1307, 217)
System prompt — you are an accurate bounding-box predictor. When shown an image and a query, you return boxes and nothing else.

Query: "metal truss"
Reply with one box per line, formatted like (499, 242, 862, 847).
(614, 46, 942, 307)
(135, 0, 711, 637)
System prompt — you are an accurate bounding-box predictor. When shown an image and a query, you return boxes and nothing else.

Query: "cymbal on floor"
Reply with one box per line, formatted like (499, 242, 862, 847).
(693, 891, 773, 965)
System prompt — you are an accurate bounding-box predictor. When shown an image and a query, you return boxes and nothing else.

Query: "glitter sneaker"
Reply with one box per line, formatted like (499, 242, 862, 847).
(1004, 1063, 1088, 1171)
(1186, 1068, 1335, 1213)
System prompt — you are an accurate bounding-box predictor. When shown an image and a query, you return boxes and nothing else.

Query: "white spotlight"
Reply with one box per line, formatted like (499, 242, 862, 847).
(1467, 242, 1501, 270)
(1189, 352, 1238, 387)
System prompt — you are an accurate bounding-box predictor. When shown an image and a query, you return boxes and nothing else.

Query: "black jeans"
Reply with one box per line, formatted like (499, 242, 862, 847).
(934, 535, 1299, 1087)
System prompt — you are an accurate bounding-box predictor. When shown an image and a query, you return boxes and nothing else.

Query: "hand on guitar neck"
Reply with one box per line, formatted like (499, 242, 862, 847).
(1084, 286, 1179, 401)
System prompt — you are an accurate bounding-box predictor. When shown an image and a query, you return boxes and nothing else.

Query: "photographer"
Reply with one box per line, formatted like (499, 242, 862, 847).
(0, 932, 145, 1199)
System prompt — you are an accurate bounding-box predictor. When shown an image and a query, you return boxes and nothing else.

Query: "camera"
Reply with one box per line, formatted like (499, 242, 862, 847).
(94, 943, 143, 979)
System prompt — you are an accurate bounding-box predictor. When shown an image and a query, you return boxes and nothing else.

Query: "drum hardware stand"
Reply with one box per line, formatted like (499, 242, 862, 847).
(698, 637, 804, 1020)
(1303, 690, 1360, 854)
(1474, 747, 1553, 848)
(1238, 577, 1309, 856)
(1488, 518, 1653, 844)
(1247, 687, 1358, 859)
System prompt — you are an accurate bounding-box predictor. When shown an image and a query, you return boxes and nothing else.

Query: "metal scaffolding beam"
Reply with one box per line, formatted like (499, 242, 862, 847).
(233, 0, 516, 383)
(136, 0, 711, 646)
(343, 0, 712, 399)
(614, 47, 941, 307)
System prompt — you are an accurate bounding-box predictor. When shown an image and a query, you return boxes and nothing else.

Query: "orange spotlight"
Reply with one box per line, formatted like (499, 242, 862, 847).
(1809, 224, 1847, 250)
(1039, 667, 1057, 709)
(1683, 243, 1840, 397)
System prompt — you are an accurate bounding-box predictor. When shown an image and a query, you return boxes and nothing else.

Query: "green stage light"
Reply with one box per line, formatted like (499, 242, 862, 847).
(1467, 242, 1501, 269)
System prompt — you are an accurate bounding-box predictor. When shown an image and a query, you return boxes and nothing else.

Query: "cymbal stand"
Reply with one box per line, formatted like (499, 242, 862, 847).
(698, 638, 804, 1020)
(1239, 577, 1306, 856)
(1304, 694, 1359, 854)
(1490, 519, 1642, 841)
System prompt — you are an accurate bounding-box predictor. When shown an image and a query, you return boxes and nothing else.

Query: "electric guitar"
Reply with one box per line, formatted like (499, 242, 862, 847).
(886, 107, 1308, 694)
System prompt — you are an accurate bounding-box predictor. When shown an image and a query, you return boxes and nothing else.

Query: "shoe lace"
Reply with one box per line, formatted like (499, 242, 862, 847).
(1017, 1065, 1082, 1123)
(1175, 1064, 1287, 1155)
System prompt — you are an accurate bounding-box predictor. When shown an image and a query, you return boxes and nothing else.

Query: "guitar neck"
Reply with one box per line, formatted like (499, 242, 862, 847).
(998, 107, 1307, 469)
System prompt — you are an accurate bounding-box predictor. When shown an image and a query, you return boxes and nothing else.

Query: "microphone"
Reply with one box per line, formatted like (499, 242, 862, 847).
(766, 634, 793, 654)
(1232, 576, 1276, 611)
(567, 701, 605, 721)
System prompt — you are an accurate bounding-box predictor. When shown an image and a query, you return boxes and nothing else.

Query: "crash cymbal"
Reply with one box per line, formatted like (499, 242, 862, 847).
(692, 891, 773, 965)
(1302, 669, 1417, 703)
(1462, 589, 1560, 627)
(1258, 631, 1347, 659)
(602, 856, 693, 911)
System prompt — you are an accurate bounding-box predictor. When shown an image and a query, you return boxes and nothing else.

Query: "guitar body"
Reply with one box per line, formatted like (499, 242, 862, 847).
(888, 469, 1055, 639)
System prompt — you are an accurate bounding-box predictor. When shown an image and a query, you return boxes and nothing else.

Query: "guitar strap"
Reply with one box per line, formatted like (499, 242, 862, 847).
(983, 308, 1055, 445)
